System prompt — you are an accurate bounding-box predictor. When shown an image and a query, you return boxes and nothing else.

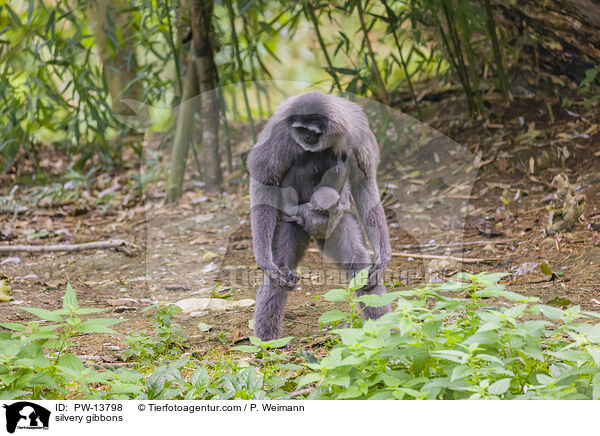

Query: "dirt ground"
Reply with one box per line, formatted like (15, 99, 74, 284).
(1, 94, 599, 366)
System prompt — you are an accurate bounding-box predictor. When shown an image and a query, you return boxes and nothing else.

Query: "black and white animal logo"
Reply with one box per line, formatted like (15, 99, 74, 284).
(3, 402, 51, 434)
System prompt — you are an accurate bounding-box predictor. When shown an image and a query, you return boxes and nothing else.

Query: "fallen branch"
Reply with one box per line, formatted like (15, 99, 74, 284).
(0, 239, 137, 256)
(393, 239, 515, 249)
(390, 252, 491, 264)
(306, 247, 491, 264)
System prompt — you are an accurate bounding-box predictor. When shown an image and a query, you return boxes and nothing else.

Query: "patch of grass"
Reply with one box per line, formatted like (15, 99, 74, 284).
(5, 273, 600, 400)
(0, 284, 135, 399)
(122, 303, 187, 367)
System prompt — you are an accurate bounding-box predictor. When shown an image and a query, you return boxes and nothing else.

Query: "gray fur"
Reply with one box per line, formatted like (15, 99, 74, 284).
(247, 91, 391, 340)
(283, 186, 347, 239)
(282, 156, 350, 239)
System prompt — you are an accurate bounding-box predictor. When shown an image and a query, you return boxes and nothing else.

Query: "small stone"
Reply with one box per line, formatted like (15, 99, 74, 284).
(236, 299, 256, 308)
(197, 322, 212, 332)
(174, 297, 255, 314)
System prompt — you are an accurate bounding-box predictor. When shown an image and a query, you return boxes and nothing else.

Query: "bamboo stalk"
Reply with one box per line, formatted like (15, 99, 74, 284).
(242, 15, 264, 117)
(381, 0, 420, 114)
(482, 0, 510, 100)
(164, 0, 183, 98)
(439, 1, 477, 117)
(356, 0, 391, 105)
(303, 0, 343, 91)
(218, 88, 234, 173)
(225, 0, 256, 143)
(456, 1, 485, 115)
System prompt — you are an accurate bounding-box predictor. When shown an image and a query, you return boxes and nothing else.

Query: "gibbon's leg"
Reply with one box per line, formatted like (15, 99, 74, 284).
(254, 221, 310, 341)
(317, 213, 390, 320)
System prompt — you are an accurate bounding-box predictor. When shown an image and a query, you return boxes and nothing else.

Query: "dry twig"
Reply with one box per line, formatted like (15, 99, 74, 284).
(0, 239, 137, 256)
(305, 248, 491, 264)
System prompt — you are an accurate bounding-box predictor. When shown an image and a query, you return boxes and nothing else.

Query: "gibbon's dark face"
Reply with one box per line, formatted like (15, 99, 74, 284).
(288, 113, 329, 152)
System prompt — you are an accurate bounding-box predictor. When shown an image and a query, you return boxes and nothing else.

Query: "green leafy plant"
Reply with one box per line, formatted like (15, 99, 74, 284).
(318, 267, 368, 328)
(578, 68, 599, 108)
(299, 272, 600, 399)
(122, 303, 186, 366)
(139, 357, 271, 400)
(0, 284, 131, 399)
(541, 262, 565, 281)
(231, 335, 301, 397)
(8, 274, 600, 401)
(0, 283, 277, 400)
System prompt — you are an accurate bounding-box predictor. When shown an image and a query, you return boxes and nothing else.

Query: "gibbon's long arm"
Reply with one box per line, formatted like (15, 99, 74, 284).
(249, 177, 279, 271)
(249, 179, 298, 289)
(246, 120, 299, 289)
(351, 174, 391, 279)
(347, 130, 391, 285)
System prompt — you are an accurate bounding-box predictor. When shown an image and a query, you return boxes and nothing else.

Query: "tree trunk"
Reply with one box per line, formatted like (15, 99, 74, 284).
(493, 0, 600, 83)
(167, 55, 199, 202)
(189, 0, 222, 193)
(89, 0, 143, 115)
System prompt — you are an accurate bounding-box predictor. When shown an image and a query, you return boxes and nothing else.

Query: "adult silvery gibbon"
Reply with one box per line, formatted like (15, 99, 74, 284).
(247, 91, 391, 340)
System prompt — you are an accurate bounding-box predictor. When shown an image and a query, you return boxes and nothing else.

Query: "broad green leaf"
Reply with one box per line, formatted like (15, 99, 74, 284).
(474, 272, 510, 284)
(295, 373, 324, 388)
(538, 305, 565, 321)
(248, 336, 262, 346)
(450, 365, 473, 382)
(75, 308, 105, 315)
(504, 304, 528, 319)
(536, 374, 554, 386)
(332, 328, 364, 345)
(63, 283, 78, 311)
(439, 280, 470, 292)
(349, 267, 370, 290)
(191, 367, 210, 391)
(58, 354, 85, 377)
(75, 318, 122, 334)
(488, 378, 511, 395)
(324, 288, 348, 302)
(462, 330, 498, 346)
(0, 340, 25, 358)
(265, 374, 286, 390)
(356, 292, 397, 307)
(231, 345, 260, 353)
(431, 350, 469, 364)
(586, 346, 600, 366)
(318, 310, 350, 324)
(0, 322, 26, 331)
(264, 336, 294, 349)
(522, 344, 545, 362)
(326, 373, 351, 388)
(18, 307, 62, 322)
(593, 372, 600, 400)
(33, 350, 50, 368)
(0, 390, 29, 400)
